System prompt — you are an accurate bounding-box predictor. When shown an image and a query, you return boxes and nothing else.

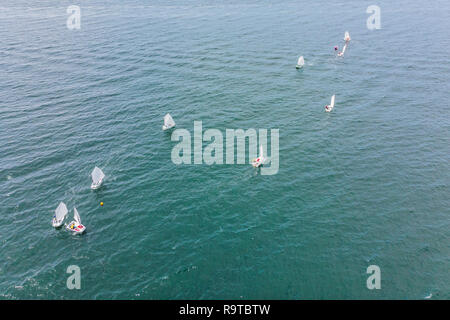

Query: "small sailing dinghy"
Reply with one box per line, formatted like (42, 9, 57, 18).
(52, 202, 68, 228)
(162, 113, 176, 131)
(91, 166, 105, 190)
(338, 32, 351, 56)
(344, 31, 351, 42)
(325, 95, 336, 112)
(296, 56, 305, 69)
(251, 145, 266, 168)
(66, 207, 86, 234)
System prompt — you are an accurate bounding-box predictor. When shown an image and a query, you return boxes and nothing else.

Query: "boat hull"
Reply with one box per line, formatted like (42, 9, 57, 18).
(52, 218, 64, 228)
(66, 221, 86, 234)
(162, 125, 175, 131)
(91, 179, 103, 190)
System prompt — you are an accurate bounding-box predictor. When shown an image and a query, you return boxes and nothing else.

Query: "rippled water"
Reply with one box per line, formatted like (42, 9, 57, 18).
(0, 0, 449, 299)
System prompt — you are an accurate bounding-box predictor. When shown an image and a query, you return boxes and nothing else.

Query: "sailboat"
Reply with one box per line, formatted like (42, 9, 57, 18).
(251, 145, 266, 168)
(338, 32, 351, 56)
(325, 95, 336, 112)
(296, 56, 305, 69)
(66, 207, 86, 234)
(52, 202, 68, 227)
(344, 31, 351, 42)
(90, 166, 105, 190)
(162, 113, 176, 131)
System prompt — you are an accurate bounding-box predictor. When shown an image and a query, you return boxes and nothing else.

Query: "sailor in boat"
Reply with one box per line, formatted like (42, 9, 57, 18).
(66, 207, 86, 234)
(67, 221, 85, 233)
(252, 145, 265, 168)
(252, 157, 262, 167)
(325, 105, 331, 112)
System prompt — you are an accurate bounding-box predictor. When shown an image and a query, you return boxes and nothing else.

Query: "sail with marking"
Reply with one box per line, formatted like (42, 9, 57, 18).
(74, 207, 81, 225)
(163, 113, 175, 130)
(297, 56, 304, 67)
(344, 31, 351, 41)
(330, 95, 336, 109)
(91, 167, 105, 185)
(55, 202, 68, 221)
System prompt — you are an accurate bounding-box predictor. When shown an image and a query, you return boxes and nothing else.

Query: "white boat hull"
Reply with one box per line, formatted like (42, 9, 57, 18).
(162, 125, 175, 131)
(52, 218, 64, 228)
(66, 221, 86, 234)
(91, 179, 103, 190)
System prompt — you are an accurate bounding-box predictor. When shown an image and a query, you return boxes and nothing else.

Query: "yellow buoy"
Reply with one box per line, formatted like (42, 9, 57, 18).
(100, 202, 104, 206)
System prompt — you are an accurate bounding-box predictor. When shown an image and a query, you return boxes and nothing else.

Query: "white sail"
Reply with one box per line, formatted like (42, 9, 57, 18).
(163, 113, 175, 130)
(344, 31, 351, 41)
(55, 202, 68, 221)
(341, 43, 347, 54)
(74, 207, 81, 225)
(91, 166, 105, 185)
(330, 95, 336, 109)
(259, 145, 264, 159)
(297, 56, 304, 66)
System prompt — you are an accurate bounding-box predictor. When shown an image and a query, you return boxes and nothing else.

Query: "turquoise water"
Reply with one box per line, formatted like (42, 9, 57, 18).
(1, 0, 449, 299)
